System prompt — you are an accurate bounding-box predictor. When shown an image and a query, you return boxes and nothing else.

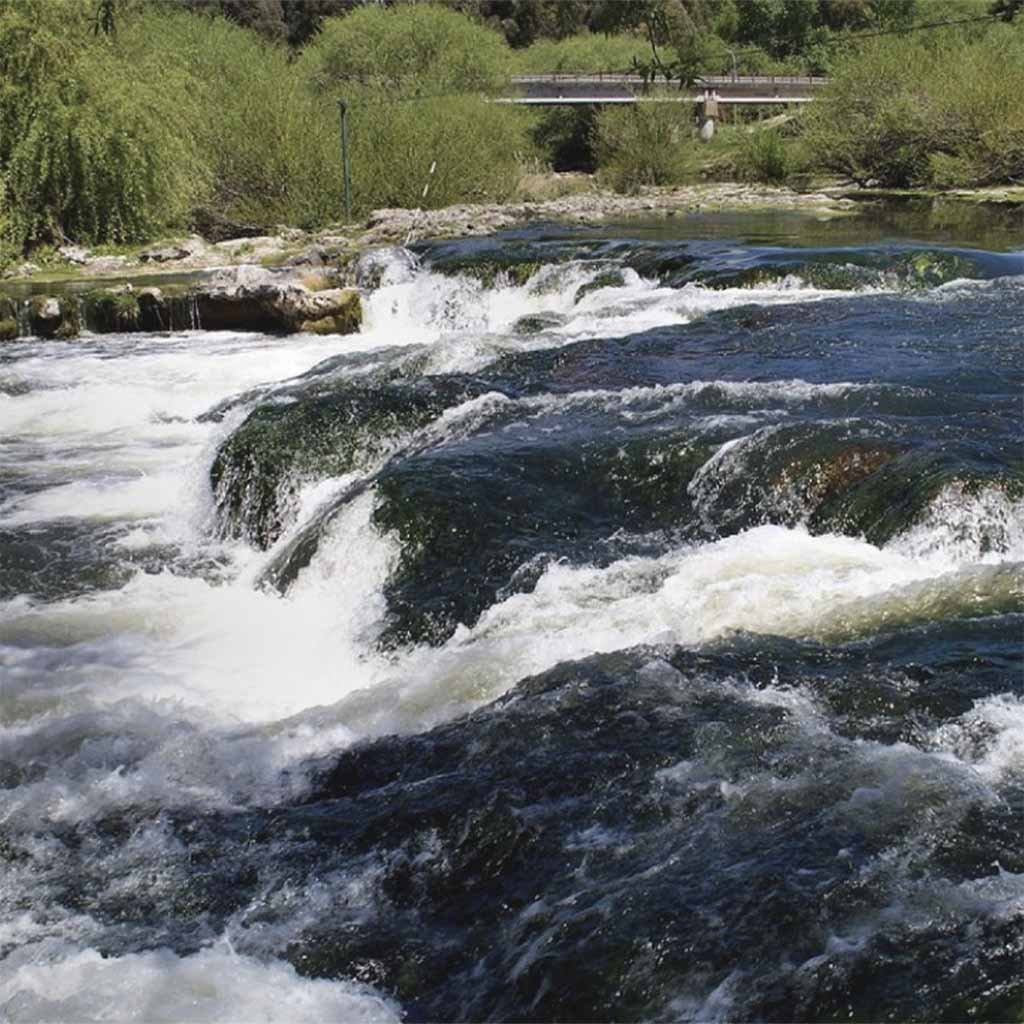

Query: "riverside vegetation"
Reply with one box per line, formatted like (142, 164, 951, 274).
(0, 0, 1022, 272)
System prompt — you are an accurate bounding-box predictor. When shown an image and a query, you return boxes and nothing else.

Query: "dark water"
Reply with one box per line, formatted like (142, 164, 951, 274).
(1, 210, 1021, 1021)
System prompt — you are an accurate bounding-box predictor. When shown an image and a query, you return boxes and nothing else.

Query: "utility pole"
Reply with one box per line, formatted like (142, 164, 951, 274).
(337, 99, 352, 222)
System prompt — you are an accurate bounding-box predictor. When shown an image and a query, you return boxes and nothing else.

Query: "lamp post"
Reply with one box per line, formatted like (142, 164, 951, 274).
(337, 99, 352, 222)
(725, 47, 738, 81)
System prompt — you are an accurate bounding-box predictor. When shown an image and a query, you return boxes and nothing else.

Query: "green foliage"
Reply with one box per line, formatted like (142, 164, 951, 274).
(512, 32, 650, 72)
(531, 107, 598, 172)
(592, 104, 694, 192)
(132, 10, 342, 229)
(0, 0, 205, 248)
(802, 26, 1024, 187)
(300, 5, 511, 95)
(736, 125, 809, 183)
(297, 7, 532, 215)
(347, 92, 532, 211)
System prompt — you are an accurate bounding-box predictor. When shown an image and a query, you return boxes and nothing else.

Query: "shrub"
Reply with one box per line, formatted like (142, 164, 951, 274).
(512, 33, 650, 74)
(299, 6, 531, 216)
(0, 1, 205, 248)
(737, 126, 809, 184)
(346, 92, 532, 211)
(122, 10, 343, 231)
(592, 104, 694, 192)
(802, 26, 1024, 188)
(300, 5, 511, 96)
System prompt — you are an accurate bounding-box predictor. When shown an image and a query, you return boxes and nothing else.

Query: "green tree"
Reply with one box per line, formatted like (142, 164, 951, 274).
(300, 4, 512, 95)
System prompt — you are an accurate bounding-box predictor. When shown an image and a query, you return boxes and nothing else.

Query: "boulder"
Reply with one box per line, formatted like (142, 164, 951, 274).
(353, 246, 418, 290)
(0, 318, 18, 342)
(29, 296, 62, 338)
(58, 244, 90, 265)
(296, 290, 362, 335)
(194, 267, 361, 334)
(139, 235, 206, 264)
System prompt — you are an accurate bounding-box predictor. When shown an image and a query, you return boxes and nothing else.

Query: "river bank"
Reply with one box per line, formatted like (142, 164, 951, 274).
(1, 180, 1021, 341)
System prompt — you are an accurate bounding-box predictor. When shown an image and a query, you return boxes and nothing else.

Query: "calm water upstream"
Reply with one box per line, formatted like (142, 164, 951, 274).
(1, 209, 1022, 1021)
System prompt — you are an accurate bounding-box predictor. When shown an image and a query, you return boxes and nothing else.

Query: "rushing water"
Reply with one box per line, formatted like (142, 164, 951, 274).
(1, 210, 1022, 1022)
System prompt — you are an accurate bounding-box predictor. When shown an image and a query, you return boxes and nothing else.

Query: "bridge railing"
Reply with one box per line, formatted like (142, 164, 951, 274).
(510, 73, 828, 87)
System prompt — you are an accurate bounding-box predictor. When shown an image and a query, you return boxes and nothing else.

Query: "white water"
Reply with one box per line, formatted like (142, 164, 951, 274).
(1, 255, 1020, 1020)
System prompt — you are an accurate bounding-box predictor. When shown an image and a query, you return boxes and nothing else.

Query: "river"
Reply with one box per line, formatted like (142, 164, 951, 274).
(1, 209, 1021, 1021)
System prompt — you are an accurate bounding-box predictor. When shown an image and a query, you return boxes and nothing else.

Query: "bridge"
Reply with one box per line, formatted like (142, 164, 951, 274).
(503, 73, 827, 107)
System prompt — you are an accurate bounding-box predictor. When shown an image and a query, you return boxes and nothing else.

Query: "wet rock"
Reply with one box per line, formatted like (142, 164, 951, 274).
(80, 288, 139, 333)
(0, 318, 18, 341)
(194, 266, 361, 334)
(28, 296, 62, 338)
(512, 312, 567, 335)
(136, 287, 165, 331)
(354, 246, 418, 290)
(574, 269, 626, 303)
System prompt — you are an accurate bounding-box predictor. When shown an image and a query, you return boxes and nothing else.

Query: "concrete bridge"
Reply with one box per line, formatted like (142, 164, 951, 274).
(504, 73, 826, 107)
(500, 73, 827, 138)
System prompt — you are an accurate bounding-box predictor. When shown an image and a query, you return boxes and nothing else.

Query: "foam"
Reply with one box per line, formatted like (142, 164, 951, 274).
(0, 945, 400, 1023)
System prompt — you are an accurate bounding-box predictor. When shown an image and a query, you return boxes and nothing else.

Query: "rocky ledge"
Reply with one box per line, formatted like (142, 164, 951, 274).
(0, 266, 362, 341)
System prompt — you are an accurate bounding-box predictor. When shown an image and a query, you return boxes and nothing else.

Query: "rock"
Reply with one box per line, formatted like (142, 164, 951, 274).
(10, 262, 40, 279)
(80, 288, 140, 333)
(0, 318, 18, 341)
(139, 235, 206, 264)
(29, 296, 62, 338)
(574, 269, 626, 304)
(213, 236, 286, 261)
(58, 244, 90, 265)
(283, 246, 328, 267)
(136, 287, 165, 331)
(194, 266, 361, 334)
(512, 312, 567, 335)
(274, 226, 308, 243)
(296, 290, 362, 335)
(85, 255, 130, 274)
(353, 247, 418, 290)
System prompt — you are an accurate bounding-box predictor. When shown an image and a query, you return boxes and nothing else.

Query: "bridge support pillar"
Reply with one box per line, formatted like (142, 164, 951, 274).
(699, 91, 719, 141)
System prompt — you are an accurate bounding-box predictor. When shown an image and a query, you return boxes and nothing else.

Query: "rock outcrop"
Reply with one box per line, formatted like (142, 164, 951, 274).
(0, 269, 362, 341)
(194, 266, 361, 334)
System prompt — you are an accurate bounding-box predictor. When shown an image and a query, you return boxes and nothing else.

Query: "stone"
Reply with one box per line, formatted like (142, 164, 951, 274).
(139, 235, 206, 264)
(29, 296, 62, 338)
(58, 244, 90, 265)
(193, 266, 361, 335)
(353, 247, 417, 289)
(283, 246, 329, 268)
(0, 318, 18, 341)
(295, 290, 362, 335)
(213, 236, 286, 261)
(85, 255, 130, 274)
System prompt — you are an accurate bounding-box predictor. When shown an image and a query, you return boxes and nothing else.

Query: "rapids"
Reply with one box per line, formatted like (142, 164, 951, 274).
(1, 211, 1021, 1022)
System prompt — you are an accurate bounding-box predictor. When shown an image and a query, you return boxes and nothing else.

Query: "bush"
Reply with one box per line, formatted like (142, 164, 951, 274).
(802, 26, 1024, 188)
(737, 126, 809, 184)
(300, 5, 511, 96)
(512, 33, 650, 74)
(592, 105, 693, 192)
(299, 6, 531, 215)
(0, 1, 205, 248)
(347, 92, 531, 211)
(129, 10, 343, 230)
